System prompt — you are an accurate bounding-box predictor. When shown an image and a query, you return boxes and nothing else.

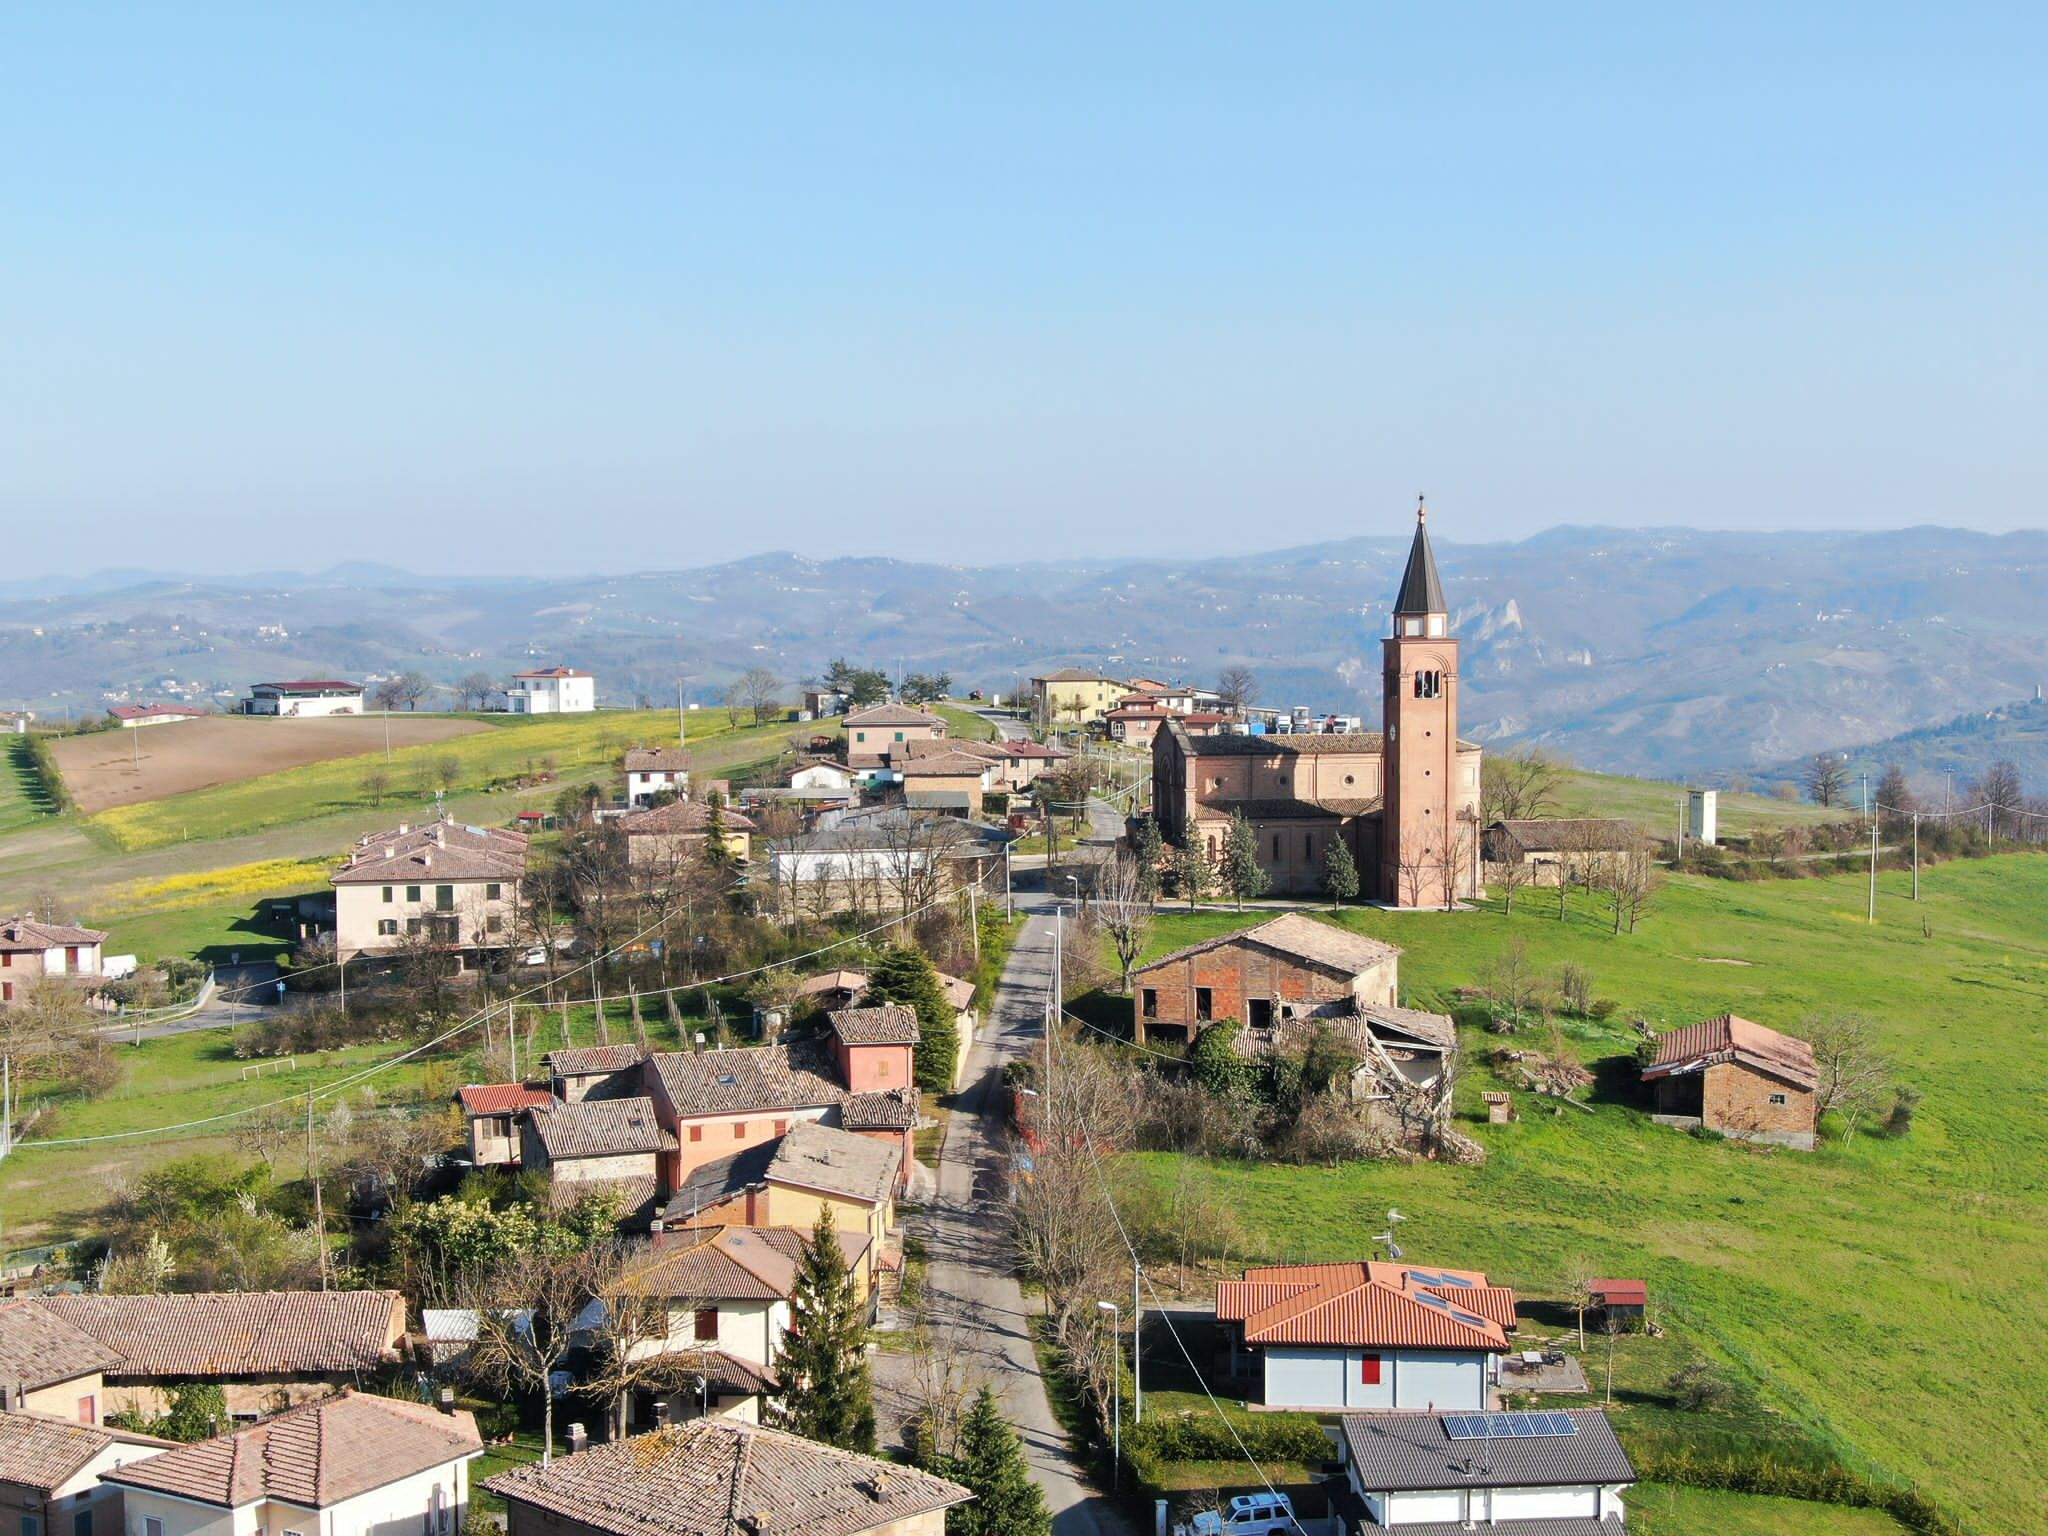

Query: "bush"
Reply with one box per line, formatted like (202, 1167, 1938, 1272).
(1127, 1407, 1329, 1473)
(1666, 1359, 1736, 1412)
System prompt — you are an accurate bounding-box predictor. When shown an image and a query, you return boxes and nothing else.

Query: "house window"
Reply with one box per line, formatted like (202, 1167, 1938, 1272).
(1302, 835, 1311, 860)
(856, 731, 866, 742)
(689, 1126, 703, 1142)
(1140, 989, 1158, 1020)
(486, 913, 504, 934)
(1271, 834, 1281, 861)
(1361, 1353, 1382, 1385)
(876, 1060, 890, 1080)
(382, 886, 394, 903)
(694, 1307, 719, 1342)
(1195, 987, 1214, 1022)
(1768, 1092, 1788, 1105)
(774, 1119, 789, 1135)
(143, 1519, 163, 1536)
(405, 918, 424, 935)
(734, 1121, 749, 1138)
(485, 882, 502, 900)
(72, 1513, 90, 1536)
(641, 1299, 667, 1336)
(406, 884, 422, 902)
(378, 919, 399, 937)
(76, 1394, 94, 1425)
(435, 884, 455, 911)
(1415, 671, 1442, 700)
(25, 1517, 43, 1536)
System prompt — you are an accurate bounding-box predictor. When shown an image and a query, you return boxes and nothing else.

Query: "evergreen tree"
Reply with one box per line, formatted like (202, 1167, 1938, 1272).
(1322, 835, 1360, 905)
(865, 945, 958, 1094)
(700, 790, 734, 869)
(943, 1387, 1051, 1536)
(1168, 839, 1214, 911)
(771, 1211, 876, 1451)
(1131, 818, 1165, 907)
(1220, 811, 1270, 909)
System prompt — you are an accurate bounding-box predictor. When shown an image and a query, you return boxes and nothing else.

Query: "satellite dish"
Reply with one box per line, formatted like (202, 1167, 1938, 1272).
(1387, 1239, 1405, 1261)
(1387, 1208, 1408, 1224)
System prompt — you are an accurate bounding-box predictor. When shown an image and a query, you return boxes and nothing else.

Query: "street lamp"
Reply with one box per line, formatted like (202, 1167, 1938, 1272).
(1097, 1299, 1121, 1489)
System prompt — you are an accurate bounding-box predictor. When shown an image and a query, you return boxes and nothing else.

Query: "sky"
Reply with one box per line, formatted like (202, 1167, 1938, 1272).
(2, 5, 2043, 577)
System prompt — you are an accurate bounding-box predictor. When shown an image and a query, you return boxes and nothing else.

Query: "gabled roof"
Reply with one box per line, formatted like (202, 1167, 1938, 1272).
(1191, 796, 1379, 821)
(1172, 728, 1387, 758)
(456, 1083, 556, 1116)
(798, 969, 869, 997)
(619, 799, 757, 835)
(1393, 509, 1448, 615)
(0, 1411, 174, 1492)
(766, 1123, 899, 1206)
(897, 751, 994, 778)
(331, 818, 528, 885)
(39, 1291, 404, 1378)
(844, 705, 946, 728)
(1487, 818, 1642, 854)
(617, 1225, 872, 1304)
(547, 1043, 647, 1078)
(1032, 668, 1124, 685)
(527, 1096, 676, 1160)
(624, 748, 692, 772)
(105, 1390, 480, 1509)
(827, 1006, 920, 1047)
(1217, 1261, 1512, 1352)
(1340, 1410, 1633, 1493)
(1138, 913, 1400, 982)
(109, 703, 206, 721)
(253, 680, 359, 693)
(1643, 1014, 1818, 1091)
(514, 667, 593, 679)
(0, 1299, 126, 1390)
(483, 1419, 969, 1536)
(931, 970, 976, 1012)
(0, 917, 111, 954)
(842, 1089, 919, 1131)
(1589, 1280, 1648, 1305)
(651, 1040, 847, 1118)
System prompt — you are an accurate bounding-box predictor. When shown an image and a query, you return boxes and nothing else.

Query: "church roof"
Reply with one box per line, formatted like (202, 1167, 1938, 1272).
(1394, 509, 1447, 615)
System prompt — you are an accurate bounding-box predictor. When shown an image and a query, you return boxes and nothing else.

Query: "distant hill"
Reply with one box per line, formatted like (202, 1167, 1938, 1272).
(3, 524, 2045, 782)
(1795, 694, 2048, 800)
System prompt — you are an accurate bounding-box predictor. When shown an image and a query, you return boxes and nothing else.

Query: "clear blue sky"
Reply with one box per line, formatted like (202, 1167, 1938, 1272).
(2, 5, 2042, 576)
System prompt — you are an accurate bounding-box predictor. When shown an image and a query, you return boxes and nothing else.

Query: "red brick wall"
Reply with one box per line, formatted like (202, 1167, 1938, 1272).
(1132, 941, 1398, 1042)
(1704, 1063, 1816, 1143)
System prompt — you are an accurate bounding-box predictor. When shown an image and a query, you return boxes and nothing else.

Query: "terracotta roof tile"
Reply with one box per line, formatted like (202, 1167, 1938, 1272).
(827, 1006, 920, 1046)
(651, 1042, 846, 1118)
(547, 1044, 647, 1078)
(624, 749, 693, 772)
(0, 1411, 175, 1491)
(843, 705, 947, 728)
(841, 1090, 919, 1130)
(1644, 1014, 1818, 1091)
(0, 1300, 126, 1389)
(528, 1097, 676, 1159)
(0, 918, 111, 953)
(331, 819, 528, 885)
(456, 1083, 556, 1116)
(483, 1419, 969, 1536)
(619, 800, 757, 836)
(1139, 913, 1400, 980)
(39, 1291, 404, 1379)
(1217, 1261, 1512, 1352)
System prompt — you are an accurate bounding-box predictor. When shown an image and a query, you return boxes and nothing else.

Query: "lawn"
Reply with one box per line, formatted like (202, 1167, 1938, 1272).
(86, 710, 795, 851)
(1108, 855, 2048, 1535)
(1, 735, 61, 833)
(1630, 1483, 1907, 1535)
(1553, 765, 1845, 838)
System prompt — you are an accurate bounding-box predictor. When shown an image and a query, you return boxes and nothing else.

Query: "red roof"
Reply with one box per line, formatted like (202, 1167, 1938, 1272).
(1217, 1261, 1513, 1352)
(515, 667, 593, 678)
(259, 680, 359, 692)
(1643, 1014, 1818, 1091)
(110, 703, 205, 721)
(1589, 1280, 1648, 1305)
(457, 1084, 556, 1116)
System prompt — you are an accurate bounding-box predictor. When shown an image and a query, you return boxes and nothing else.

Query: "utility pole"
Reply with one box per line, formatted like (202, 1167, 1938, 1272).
(307, 1095, 329, 1291)
(1674, 798, 1685, 864)
(337, 952, 346, 1014)
(1867, 814, 1878, 923)
(1912, 814, 1920, 902)
(1860, 770, 1869, 824)
(384, 706, 392, 762)
(1133, 1259, 1143, 1424)
(1945, 769, 1954, 814)
(678, 681, 687, 749)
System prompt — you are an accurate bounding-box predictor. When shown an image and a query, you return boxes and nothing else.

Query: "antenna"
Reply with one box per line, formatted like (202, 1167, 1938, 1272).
(1371, 1232, 1404, 1261)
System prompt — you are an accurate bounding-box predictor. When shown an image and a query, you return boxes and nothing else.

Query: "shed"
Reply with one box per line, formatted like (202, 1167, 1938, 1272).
(1588, 1279, 1648, 1329)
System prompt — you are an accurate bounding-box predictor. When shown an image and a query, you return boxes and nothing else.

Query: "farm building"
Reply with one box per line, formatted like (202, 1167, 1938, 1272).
(108, 703, 206, 728)
(1589, 1279, 1649, 1331)
(1642, 1013, 1819, 1149)
(1481, 817, 1644, 884)
(1130, 912, 1401, 1045)
(242, 680, 364, 716)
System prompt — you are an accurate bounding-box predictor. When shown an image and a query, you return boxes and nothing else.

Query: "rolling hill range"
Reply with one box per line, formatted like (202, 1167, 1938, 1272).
(4, 524, 2044, 782)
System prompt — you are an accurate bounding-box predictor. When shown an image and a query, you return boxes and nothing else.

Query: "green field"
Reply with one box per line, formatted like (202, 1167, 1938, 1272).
(1553, 765, 1844, 838)
(1112, 856, 2048, 1535)
(1630, 1484, 1907, 1535)
(1, 736, 61, 833)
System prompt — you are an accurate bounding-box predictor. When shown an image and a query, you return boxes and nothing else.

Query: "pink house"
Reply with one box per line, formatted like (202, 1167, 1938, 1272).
(828, 1005, 919, 1095)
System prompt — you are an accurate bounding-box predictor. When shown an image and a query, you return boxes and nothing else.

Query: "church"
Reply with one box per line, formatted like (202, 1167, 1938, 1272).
(1149, 505, 1483, 906)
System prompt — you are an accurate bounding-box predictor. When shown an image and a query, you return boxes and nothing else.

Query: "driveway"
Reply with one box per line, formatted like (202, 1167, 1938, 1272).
(914, 897, 1131, 1536)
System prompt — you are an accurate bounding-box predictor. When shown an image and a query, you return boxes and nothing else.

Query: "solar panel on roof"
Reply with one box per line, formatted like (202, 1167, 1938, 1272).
(1443, 1412, 1577, 1441)
(1431, 1272, 1477, 1287)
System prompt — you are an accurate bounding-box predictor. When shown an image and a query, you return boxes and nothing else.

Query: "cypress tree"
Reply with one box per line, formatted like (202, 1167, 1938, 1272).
(1322, 835, 1360, 905)
(1221, 810, 1270, 909)
(771, 1211, 875, 1451)
(865, 944, 958, 1093)
(945, 1387, 1051, 1536)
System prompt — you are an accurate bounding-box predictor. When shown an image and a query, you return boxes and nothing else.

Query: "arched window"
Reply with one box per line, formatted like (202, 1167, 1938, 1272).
(1415, 671, 1442, 700)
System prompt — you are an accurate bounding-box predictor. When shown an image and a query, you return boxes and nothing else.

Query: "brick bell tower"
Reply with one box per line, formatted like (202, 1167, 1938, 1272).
(1381, 498, 1460, 906)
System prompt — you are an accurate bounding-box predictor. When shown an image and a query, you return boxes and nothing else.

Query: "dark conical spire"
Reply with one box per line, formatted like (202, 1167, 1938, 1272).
(1393, 497, 1446, 615)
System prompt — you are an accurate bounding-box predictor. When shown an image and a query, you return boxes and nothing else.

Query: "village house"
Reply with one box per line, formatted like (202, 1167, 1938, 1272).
(28, 1291, 407, 1421)
(455, 1083, 556, 1165)
(1642, 1014, 1819, 1150)
(618, 798, 755, 868)
(1102, 703, 1180, 747)
(1118, 683, 1224, 715)
(329, 817, 529, 965)
(0, 1410, 176, 1536)
(1128, 913, 1402, 1046)
(1150, 508, 1484, 906)
(108, 704, 206, 729)
(0, 1299, 124, 1424)
(623, 747, 692, 806)
(760, 814, 993, 919)
(0, 917, 111, 1003)
(484, 1419, 970, 1536)
(1482, 818, 1645, 886)
(520, 1096, 675, 1223)
(1030, 669, 1128, 725)
(659, 1122, 902, 1260)
(842, 704, 947, 770)
(1216, 1261, 1518, 1413)
(604, 1223, 876, 1427)
(789, 760, 860, 792)
(1335, 1408, 1636, 1532)
(242, 680, 364, 717)
(506, 666, 596, 713)
(104, 1390, 482, 1536)
(896, 750, 995, 818)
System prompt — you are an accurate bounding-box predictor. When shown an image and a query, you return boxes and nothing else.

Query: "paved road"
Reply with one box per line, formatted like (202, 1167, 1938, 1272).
(919, 896, 1130, 1536)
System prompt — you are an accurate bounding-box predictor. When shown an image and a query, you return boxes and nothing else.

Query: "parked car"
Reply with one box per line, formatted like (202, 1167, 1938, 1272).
(1174, 1492, 1296, 1536)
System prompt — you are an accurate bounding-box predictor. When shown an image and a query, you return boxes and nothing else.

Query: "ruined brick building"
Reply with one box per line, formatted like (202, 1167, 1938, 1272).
(1151, 504, 1483, 905)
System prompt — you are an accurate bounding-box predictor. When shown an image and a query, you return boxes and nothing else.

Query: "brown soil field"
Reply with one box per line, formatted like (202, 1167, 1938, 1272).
(52, 715, 487, 814)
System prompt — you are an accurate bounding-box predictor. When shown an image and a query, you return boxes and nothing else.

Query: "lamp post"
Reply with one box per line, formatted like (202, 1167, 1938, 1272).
(1097, 1300, 1121, 1489)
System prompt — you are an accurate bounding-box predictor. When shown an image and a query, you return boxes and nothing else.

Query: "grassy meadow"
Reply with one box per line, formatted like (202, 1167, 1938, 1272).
(1110, 857, 2048, 1534)
(1553, 764, 1844, 838)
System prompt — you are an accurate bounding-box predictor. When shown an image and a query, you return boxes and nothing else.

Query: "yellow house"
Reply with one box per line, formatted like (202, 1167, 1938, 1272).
(1031, 668, 1129, 725)
(760, 1122, 899, 1252)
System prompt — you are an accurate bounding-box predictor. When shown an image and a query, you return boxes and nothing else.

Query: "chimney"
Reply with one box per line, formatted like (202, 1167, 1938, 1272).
(382, 846, 394, 859)
(438, 1386, 456, 1414)
(398, 823, 410, 835)
(567, 1422, 588, 1454)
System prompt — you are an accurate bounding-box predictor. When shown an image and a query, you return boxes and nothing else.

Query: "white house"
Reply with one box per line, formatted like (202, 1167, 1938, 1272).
(1, 917, 110, 1004)
(104, 1391, 482, 1536)
(329, 818, 529, 964)
(1217, 1261, 1516, 1413)
(1336, 1409, 1636, 1531)
(243, 680, 364, 717)
(624, 748, 692, 806)
(506, 668, 595, 714)
(108, 705, 206, 729)
(789, 761, 858, 792)
(0, 1412, 178, 1536)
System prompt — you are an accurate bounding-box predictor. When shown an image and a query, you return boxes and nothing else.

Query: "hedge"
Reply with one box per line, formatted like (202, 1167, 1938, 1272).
(16, 732, 74, 812)
(1630, 1447, 1965, 1536)
(1126, 1408, 1330, 1484)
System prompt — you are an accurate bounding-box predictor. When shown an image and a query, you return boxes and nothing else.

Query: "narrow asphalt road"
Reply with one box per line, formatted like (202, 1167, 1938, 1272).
(919, 895, 1132, 1536)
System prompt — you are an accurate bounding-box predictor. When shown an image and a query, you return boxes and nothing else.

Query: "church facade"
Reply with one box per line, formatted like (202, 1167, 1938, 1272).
(1150, 507, 1483, 907)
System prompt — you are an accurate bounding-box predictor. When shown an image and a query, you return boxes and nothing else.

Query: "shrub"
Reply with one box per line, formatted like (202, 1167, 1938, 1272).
(1666, 1359, 1736, 1412)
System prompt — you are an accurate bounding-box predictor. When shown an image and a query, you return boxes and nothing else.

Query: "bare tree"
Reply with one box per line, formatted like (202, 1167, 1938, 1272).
(359, 767, 392, 807)
(1214, 666, 1259, 718)
(1975, 758, 2026, 839)
(1804, 753, 1848, 807)
(1428, 817, 1473, 911)
(462, 1244, 606, 1463)
(1093, 852, 1153, 992)
(1481, 748, 1566, 824)
(1607, 846, 1657, 935)
(722, 680, 746, 727)
(1804, 1012, 1893, 1140)
(578, 1250, 714, 1438)
(737, 668, 783, 726)
(877, 813, 966, 915)
(457, 672, 499, 711)
(1493, 830, 1533, 915)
